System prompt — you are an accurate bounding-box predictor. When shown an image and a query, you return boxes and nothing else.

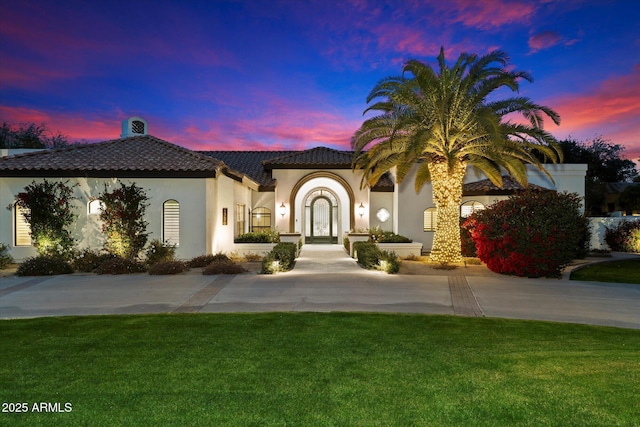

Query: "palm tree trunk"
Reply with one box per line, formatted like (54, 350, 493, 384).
(430, 161, 466, 264)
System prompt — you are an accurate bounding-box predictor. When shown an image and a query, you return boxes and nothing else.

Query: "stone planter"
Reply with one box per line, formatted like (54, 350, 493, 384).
(376, 242, 423, 258)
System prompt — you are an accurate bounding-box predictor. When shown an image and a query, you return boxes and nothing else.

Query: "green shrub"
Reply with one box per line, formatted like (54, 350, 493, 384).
(145, 239, 176, 265)
(203, 259, 246, 275)
(379, 250, 400, 273)
(353, 241, 381, 269)
(72, 249, 117, 272)
(343, 236, 350, 252)
(99, 182, 150, 260)
(604, 220, 640, 253)
(188, 253, 230, 268)
(261, 242, 297, 274)
(14, 179, 78, 258)
(0, 243, 13, 269)
(368, 226, 412, 243)
(94, 257, 146, 275)
(463, 190, 590, 277)
(16, 255, 73, 276)
(148, 260, 189, 275)
(234, 230, 280, 243)
(353, 242, 399, 273)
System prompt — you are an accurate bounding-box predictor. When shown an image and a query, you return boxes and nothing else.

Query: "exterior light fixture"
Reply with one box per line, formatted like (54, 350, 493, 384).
(358, 202, 365, 217)
(279, 202, 286, 217)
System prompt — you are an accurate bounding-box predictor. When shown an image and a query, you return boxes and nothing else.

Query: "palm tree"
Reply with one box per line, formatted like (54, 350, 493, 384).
(352, 48, 562, 264)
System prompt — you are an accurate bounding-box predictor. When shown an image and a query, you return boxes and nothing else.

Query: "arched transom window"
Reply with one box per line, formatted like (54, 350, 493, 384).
(460, 201, 485, 218)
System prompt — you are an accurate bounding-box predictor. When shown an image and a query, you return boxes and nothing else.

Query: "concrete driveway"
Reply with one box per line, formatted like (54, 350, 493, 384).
(1, 245, 639, 329)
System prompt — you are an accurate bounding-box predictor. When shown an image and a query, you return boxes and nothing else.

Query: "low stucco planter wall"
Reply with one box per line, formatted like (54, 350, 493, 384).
(231, 243, 276, 257)
(376, 242, 423, 258)
(346, 233, 370, 257)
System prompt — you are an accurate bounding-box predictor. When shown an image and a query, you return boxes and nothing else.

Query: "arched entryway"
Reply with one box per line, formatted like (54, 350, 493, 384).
(288, 172, 356, 243)
(305, 190, 338, 243)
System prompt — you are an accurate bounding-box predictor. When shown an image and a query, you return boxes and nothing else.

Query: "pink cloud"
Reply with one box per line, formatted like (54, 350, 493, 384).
(547, 65, 640, 160)
(428, 0, 538, 30)
(528, 31, 563, 52)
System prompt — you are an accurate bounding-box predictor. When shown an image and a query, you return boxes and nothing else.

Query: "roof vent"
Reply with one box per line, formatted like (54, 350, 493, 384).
(121, 116, 148, 138)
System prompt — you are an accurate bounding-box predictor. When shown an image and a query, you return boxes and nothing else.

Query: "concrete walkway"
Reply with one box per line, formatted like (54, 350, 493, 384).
(1, 245, 639, 329)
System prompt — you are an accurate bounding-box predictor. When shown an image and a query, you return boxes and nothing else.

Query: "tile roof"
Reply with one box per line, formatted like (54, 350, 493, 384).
(201, 150, 296, 189)
(0, 136, 226, 178)
(463, 175, 548, 195)
(262, 147, 355, 169)
(203, 148, 394, 192)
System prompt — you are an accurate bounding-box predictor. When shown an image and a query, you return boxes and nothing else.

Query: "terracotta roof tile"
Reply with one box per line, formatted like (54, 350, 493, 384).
(262, 147, 354, 169)
(0, 136, 225, 178)
(463, 176, 548, 195)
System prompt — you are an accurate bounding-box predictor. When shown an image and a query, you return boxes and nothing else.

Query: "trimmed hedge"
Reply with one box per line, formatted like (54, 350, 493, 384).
(94, 257, 147, 275)
(16, 255, 73, 276)
(463, 190, 590, 278)
(72, 249, 117, 272)
(604, 220, 640, 253)
(148, 260, 189, 275)
(353, 241, 400, 274)
(235, 230, 280, 243)
(188, 253, 231, 268)
(369, 227, 412, 243)
(261, 242, 297, 274)
(203, 259, 246, 275)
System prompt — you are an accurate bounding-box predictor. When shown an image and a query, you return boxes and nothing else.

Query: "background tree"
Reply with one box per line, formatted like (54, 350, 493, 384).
(0, 122, 70, 149)
(14, 179, 78, 257)
(618, 184, 640, 214)
(99, 182, 150, 260)
(559, 137, 638, 214)
(352, 48, 562, 264)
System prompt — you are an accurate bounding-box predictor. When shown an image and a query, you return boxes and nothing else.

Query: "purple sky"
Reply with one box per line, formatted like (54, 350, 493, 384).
(1, 0, 639, 160)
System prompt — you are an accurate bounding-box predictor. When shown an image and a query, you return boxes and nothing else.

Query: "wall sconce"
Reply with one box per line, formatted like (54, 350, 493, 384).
(279, 202, 286, 217)
(222, 208, 228, 225)
(358, 202, 365, 217)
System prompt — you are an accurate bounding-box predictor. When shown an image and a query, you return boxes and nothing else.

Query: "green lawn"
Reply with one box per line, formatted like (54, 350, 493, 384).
(1, 313, 639, 426)
(571, 258, 640, 284)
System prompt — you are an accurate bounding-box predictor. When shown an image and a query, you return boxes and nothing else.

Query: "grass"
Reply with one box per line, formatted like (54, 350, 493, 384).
(1, 313, 639, 426)
(571, 258, 640, 284)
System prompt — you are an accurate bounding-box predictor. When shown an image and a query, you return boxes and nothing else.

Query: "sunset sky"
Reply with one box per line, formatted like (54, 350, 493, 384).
(1, 0, 639, 160)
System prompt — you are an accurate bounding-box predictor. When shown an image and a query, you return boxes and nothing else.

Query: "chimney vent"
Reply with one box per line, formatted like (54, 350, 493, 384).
(121, 116, 148, 138)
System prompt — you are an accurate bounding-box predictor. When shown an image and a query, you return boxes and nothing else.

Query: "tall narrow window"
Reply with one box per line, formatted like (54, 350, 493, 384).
(423, 207, 437, 232)
(251, 207, 271, 232)
(15, 204, 32, 246)
(460, 201, 485, 218)
(236, 204, 245, 236)
(163, 200, 180, 246)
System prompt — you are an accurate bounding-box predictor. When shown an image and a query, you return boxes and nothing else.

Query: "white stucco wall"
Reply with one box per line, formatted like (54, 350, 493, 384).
(1, 176, 212, 261)
(369, 192, 394, 232)
(271, 169, 370, 236)
(395, 163, 588, 252)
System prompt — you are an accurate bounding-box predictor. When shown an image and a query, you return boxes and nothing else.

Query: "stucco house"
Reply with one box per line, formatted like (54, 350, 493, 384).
(0, 117, 588, 261)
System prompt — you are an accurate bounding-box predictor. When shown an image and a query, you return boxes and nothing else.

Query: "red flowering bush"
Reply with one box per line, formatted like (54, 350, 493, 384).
(604, 220, 640, 253)
(14, 179, 77, 257)
(98, 183, 149, 260)
(462, 190, 590, 278)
